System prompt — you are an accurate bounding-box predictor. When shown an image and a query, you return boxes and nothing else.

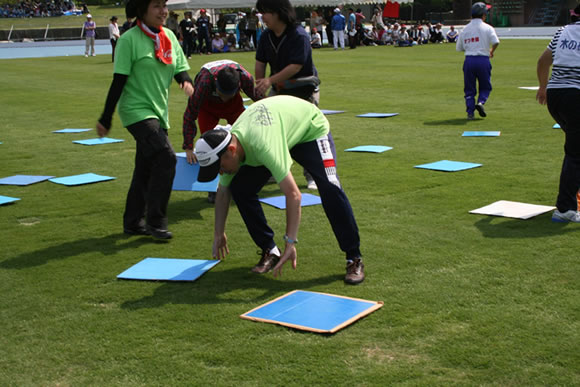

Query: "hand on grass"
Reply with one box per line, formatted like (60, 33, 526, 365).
(213, 233, 229, 260)
(96, 121, 109, 137)
(272, 244, 297, 278)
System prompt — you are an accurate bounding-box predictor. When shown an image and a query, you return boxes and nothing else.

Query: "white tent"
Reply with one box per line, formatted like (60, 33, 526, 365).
(167, 0, 413, 11)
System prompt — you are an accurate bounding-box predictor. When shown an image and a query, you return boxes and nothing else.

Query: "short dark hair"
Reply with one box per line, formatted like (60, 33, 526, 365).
(126, 0, 162, 20)
(216, 67, 241, 95)
(256, 0, 296, 25)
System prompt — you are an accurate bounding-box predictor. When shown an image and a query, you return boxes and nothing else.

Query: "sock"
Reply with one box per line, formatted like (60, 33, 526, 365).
(269, 246, 281, 257)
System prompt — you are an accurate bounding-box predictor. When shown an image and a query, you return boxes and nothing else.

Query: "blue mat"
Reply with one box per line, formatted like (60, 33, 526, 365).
(259, 193, 322, 209)
(357, 113, 399, 118)
(241, 290, 383, 333)
(320, 109, 345, 115)
(172, 153, 219, 192)
(0, 175, 54, 186)
(53, 128, 92, 134)
(553, 123, 560, 129)
(462, 131, 501, 137)
(73, 137, 124, 146)
(0, 195, 20, 205)
(345, 145, 393, 153)
(49, 173, 115, 186)
(415, 160, 482, 172)
(117, 257, 220, 281)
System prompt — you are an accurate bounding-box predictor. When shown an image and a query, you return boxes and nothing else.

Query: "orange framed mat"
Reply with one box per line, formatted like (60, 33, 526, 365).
(240, 290, 383, 334)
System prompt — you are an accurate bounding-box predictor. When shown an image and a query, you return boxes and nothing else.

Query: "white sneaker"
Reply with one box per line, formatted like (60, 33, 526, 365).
(552, 210, 580, 223)
(307, 180, 317, 190)
(91, 53, 96, 57)
(85, 54, 88, 57)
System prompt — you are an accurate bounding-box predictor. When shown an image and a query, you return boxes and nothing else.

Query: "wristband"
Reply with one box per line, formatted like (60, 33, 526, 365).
(283, 234, 298, 244)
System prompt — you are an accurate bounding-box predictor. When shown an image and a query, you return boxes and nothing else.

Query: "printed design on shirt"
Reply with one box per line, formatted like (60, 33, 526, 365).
(463, 36, 480, 44)
(558, 38, 580, 50)
(316, 135, 341, 188)
(250, 104, 273, 127)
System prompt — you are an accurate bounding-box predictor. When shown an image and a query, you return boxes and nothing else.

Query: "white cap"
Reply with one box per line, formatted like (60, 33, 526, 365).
(86, 13, 92, 18)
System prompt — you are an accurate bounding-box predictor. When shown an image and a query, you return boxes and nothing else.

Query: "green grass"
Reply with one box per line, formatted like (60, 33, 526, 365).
(1, 40, 579, 385)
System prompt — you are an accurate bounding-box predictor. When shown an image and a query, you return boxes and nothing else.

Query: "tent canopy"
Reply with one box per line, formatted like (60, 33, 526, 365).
(167, 0, 413, 11)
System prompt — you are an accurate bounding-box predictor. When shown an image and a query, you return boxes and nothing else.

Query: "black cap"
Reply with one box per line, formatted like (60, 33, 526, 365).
(472, 2, 488, 17)
(194, 129, 232, 182)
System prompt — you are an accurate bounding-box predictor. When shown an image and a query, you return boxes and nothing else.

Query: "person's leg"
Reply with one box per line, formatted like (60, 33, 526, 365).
(548, 88, 580, 214)
(126, 119, 177, 233)
(123, 134, 149, 232)
(290, 136, 361, 260)
(463, 56, 477, 117)
(475, 57, 492, 105)
(197, 106, 221, 135)
(111, 39, 116, 62)
(90, 36, 95, 55)
(229, 166, 276, 250)
(333, 30, 338, 49)
(85, 37, 89, 56)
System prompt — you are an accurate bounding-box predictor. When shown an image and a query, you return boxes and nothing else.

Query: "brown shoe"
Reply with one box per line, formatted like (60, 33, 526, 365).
(345, 258, 365, 284)
(251, 249, 280, 274)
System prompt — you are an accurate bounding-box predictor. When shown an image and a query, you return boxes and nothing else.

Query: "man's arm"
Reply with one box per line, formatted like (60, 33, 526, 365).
(213, 184, 232, 259)
(255, 63, 303, 97)
(271, 173, 301, 277)
(489, 42, 499, 58)
(536, 48, 553, 105)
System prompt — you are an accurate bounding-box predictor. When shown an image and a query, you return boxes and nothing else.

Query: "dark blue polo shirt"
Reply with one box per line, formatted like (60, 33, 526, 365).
(256, 24, 318, 80)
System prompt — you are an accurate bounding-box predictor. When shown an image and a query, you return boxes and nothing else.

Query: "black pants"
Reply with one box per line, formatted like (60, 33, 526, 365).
(229, 135, 361, 260)
(182, 35, 196, 57)
(110, 38, 116, 62)
(198, 31, 211, 53)
(124, 119, 176, 230)
(547, 88, 580, 212)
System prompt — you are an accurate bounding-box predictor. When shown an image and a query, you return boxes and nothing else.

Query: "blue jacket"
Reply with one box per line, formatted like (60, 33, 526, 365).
(331, 14, 345, 31)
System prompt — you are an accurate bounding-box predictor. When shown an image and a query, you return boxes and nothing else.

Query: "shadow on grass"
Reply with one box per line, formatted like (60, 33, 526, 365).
(0, 233, 155, 269)
(473, 215, 580, 238)
(167, 197, 213, 224)
(423, 118, 482, 126)
(120, 266, 342, 308)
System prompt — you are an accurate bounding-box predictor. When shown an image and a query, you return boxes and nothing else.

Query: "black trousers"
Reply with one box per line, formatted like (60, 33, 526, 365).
(229, 135, 361, 260)
(547, 88, 580, 212)
(124, 119, 176, 230)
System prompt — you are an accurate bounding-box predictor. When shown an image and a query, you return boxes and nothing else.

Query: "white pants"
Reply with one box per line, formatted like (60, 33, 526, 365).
(85, 37, 95, 55)
(333, 30, 345, 49)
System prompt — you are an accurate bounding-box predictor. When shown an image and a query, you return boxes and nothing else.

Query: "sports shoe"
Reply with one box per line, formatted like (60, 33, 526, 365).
(467, 113, 475, 120)
(475, 103, 486, 117)
(252, 249, 280, 274)
(124, 226, 150, 236)
(146, 226, 173, 240)
(345, 258, 365, 285)
(307, 180, 318, 190)
(551, 210, 580, 223)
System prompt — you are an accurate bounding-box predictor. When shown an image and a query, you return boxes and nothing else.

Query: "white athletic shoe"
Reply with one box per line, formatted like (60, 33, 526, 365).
(551, 210, 580, 223)
(307, 180, 318, 190)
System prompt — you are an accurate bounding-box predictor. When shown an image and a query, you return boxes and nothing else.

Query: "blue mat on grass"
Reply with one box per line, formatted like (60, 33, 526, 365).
(415, 160, 482, 172)
(357, 113, 399, 118)
(345, 145, 392, 153)
(53, 128, 92, 134)
(259, 193, 322, 209)
(49, 173, 115, 186)
(73, 137, 124, 146)
(0, 195, 20, 205)
(241, 290, 383, 333)
(0, 175, 54, 186)
(320, 109, 345, 115)
(462, 131, 501, 137)
(117, 258, 220, 281)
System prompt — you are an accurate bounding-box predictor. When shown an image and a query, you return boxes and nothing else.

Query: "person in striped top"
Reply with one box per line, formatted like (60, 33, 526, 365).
(537, 4, 580, 223)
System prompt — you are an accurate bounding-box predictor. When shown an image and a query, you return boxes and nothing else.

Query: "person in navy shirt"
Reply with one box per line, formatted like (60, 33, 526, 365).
(196, 8, 211, 54)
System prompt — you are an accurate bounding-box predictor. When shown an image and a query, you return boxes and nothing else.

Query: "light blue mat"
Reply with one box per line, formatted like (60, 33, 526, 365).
(345, 145, 393, 153)
(259, 193, 322, 209)
(49, 173, 115, 186)
(241, 290, 383, 333)
(73, 137, 124, 146)
(0, 175, 54, 186)
(462, 131, 501, 137)
(117, 257, 220, 281)
(415, 160, 482, 172)
(357, 113, 399, 118)
(53, 128, 92, 134)
(553, 123, 560, 129)
(320, 109, 345, 115)
(172, 153, 219, 192)
(0, 195, 20, 205)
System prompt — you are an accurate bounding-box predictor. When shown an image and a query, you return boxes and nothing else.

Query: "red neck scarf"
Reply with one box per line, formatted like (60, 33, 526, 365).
(137, 19, 172, 65)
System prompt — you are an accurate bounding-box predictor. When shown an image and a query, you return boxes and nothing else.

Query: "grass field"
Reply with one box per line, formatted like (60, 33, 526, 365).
(1, 40, 579, 385)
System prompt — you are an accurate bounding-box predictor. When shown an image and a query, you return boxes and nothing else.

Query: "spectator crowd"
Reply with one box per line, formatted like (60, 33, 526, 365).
(1, 0, 88, 18)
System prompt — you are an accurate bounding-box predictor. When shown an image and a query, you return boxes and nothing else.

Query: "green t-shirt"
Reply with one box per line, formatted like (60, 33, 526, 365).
(219, 95, 329, 187)
(114, 27, 189, 129)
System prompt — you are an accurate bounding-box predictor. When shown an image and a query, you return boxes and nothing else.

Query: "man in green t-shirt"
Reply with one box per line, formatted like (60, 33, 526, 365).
(193, 96, 365, 284)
